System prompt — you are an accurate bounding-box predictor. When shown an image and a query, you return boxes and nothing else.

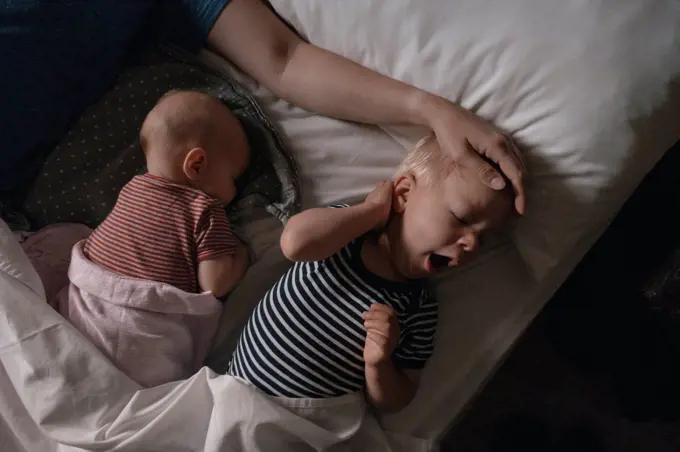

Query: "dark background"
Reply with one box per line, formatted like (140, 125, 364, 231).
(442, 140, 680, 451)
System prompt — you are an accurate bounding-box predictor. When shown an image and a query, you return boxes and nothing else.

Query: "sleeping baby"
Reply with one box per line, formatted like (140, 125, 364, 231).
(84, 89, 250, 297)
(228, 135, 513, 413)
(58, 90, 250, 387)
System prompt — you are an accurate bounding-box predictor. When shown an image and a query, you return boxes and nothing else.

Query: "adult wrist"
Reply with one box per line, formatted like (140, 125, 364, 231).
(413, 91, 466, 133)
(406, 89, 439, 127)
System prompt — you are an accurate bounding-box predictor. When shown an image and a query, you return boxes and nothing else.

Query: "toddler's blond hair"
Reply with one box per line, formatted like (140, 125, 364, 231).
(397, 134, 514, 202)
(395, 134, 454, 185)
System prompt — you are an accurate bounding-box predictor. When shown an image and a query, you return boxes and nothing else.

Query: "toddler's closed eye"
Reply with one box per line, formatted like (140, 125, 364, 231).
(452, 211, 470, 226)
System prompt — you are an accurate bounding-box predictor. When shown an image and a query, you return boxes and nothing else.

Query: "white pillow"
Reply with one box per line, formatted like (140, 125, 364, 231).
(269, 0, 680, 279)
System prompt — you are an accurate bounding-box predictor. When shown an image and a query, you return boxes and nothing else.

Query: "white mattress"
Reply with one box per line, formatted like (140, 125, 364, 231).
(201, 52, 680, 442)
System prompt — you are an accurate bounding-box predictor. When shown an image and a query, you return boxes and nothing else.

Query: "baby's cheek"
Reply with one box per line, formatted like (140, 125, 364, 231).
(222, 180, 237, 202)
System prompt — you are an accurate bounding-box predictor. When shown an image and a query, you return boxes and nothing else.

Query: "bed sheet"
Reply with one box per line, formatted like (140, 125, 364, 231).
(201, 52, 680, 442)
(0, 217, 433, 452)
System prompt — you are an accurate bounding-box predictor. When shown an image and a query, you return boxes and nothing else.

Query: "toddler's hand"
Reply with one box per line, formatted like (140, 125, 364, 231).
(363, 303, 399, 367)
(364, 180, 393, 230)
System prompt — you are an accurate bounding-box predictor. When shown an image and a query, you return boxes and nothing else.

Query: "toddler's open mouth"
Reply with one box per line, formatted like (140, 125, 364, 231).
(429, 253, 452, 272)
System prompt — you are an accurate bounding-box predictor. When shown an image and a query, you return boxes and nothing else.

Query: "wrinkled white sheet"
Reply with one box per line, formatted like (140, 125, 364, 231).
(58, 240, 222, 388)
(0, 219, 432, 452)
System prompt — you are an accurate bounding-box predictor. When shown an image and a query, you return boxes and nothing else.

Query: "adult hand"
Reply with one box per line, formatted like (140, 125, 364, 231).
(209, 0, 526, 214)
(422, 96, 527, 215)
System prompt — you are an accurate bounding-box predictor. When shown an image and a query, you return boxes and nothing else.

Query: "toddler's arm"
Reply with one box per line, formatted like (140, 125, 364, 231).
(365, 363, 421, 413)
(362, 303, 420, 412)
(198, 242, 249, 298)
(280, 181, 392, 262)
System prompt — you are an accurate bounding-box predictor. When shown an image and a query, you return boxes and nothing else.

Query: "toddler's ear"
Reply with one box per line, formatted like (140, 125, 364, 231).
(183, 148, 207, 181)
(392, 174, 415, 214)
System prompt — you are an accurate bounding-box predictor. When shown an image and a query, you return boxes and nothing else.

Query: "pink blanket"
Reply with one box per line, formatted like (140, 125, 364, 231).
(57, 240, 223, 387)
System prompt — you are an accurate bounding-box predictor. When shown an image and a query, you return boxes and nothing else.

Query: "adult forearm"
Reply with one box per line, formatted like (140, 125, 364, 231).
(365, 361, 417, 413)
(278, 42, 438, 127)
(208, 0, 527, 213)
(209, 0, 445, 130)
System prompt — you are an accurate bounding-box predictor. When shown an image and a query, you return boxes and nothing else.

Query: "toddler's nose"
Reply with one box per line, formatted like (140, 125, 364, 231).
(459, 232, 479, 253)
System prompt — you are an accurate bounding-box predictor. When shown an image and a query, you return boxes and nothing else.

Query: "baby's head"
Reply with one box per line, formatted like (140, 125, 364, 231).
(140, 90, 250, 203)
(387, 135, 513, 279)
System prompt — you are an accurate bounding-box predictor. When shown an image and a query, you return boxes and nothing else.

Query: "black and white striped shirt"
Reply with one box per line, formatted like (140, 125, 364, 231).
(229, 233, 438, 398)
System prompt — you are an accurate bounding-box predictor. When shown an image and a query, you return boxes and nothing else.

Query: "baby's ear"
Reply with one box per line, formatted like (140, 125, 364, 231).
(392, 173, 414, 214)
(183, 148, 207, 181)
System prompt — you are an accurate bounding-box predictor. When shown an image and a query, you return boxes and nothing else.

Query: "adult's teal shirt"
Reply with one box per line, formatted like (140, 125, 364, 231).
(1, 0, 230, 191)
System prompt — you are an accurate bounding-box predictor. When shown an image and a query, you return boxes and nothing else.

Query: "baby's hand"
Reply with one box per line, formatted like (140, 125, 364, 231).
(362, 303, 399, 367)
(364, 180, 393, 230)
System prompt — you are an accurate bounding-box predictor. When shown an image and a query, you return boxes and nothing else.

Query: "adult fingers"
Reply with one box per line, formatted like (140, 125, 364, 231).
(476, 134, 527, 215)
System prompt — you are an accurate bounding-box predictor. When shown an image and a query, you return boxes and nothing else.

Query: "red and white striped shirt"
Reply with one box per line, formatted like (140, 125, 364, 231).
(85, 174, 237, 293)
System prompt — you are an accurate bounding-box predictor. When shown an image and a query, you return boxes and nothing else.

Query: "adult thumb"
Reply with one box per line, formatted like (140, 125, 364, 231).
(476, 159, 506, 190)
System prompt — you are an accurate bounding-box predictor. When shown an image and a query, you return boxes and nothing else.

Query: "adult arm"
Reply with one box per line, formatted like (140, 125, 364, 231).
(207, 0, 526, 214)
